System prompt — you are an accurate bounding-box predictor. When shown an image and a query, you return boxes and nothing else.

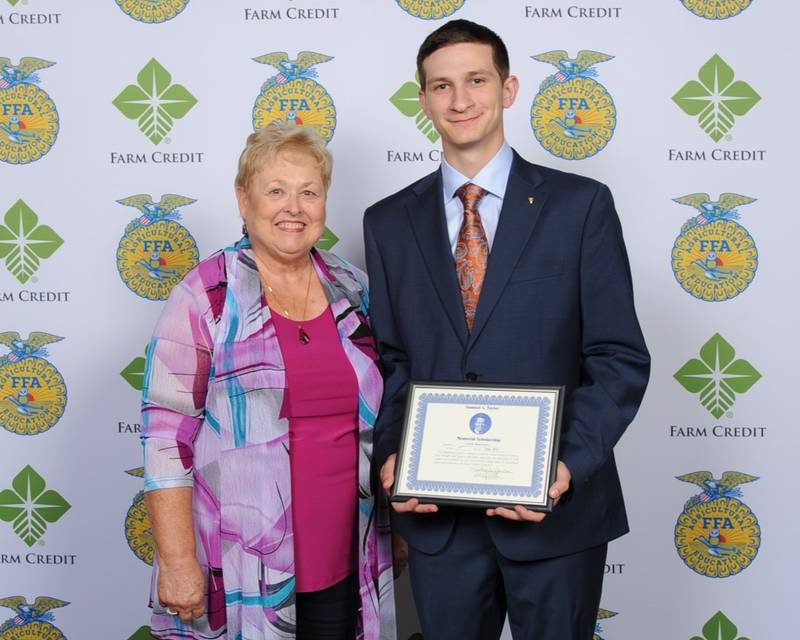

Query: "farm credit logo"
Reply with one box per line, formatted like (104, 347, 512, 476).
(121, 345, 148, 391)
(0, 466, 70, 546)
(690, 611, 752, 640)
(113, 59, 197, 144)
(390, 73, 440, 143)
(0, 200, 63, 285)
(673, 55, 760, 142)
(674, 334, 760, 418)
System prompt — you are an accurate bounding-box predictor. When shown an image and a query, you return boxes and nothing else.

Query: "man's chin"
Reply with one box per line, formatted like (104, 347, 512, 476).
(443, 133, 484, 151)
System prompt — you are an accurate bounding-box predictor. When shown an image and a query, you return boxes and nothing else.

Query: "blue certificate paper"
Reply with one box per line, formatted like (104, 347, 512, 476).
(392, 382, 563, 511)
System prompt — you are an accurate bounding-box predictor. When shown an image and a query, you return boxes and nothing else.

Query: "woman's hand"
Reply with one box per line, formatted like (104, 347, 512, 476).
(392, 531, 409, 578)
(146, 487, 204, 623)
(158, 557, 206, 623)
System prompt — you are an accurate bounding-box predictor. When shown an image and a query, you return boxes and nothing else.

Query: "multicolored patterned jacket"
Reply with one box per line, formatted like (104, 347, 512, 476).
(142, 237, 395, 639)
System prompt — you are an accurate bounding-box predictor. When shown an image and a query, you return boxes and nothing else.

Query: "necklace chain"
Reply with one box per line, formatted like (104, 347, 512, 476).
(254, 252, 314, 344)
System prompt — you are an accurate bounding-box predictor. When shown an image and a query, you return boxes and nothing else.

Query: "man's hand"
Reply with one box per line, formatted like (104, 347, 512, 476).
(157, 557, 206, 623)
(486, 460, 571, 522)
(381, 453, 439, 514)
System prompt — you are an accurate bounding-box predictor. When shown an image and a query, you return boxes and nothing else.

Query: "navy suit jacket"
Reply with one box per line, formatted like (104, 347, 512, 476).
(363, 151, 650, 561)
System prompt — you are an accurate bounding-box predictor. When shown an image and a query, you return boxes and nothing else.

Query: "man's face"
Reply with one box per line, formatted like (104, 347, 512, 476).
(419, 42, 518, 154)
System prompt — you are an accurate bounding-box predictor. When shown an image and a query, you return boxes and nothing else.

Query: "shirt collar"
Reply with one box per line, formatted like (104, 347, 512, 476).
(441, 142, 513, 201)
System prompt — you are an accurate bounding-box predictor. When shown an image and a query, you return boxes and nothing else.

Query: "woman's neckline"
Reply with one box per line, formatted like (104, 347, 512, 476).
(268, 304, 330, 324)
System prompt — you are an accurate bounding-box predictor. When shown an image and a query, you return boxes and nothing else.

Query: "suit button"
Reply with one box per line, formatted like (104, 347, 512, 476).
(465, 372, 478, 382)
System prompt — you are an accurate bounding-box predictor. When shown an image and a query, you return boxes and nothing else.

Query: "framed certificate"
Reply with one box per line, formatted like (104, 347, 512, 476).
(391, 381, 564, 511)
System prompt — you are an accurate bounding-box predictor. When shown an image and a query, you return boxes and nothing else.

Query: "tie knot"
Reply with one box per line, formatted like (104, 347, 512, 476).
(456, 183, 488, 211)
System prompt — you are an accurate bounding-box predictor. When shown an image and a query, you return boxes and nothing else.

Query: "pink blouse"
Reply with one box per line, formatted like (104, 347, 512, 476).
(272, 305, 359, 593)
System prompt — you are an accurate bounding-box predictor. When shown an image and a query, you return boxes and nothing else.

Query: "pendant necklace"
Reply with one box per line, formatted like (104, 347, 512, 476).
(258, 255, 313, 345)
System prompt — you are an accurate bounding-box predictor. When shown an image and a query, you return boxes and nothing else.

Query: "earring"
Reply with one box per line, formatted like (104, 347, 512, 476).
(242, 223, 248, 236)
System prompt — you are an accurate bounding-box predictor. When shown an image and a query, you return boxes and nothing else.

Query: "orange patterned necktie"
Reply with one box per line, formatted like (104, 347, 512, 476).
(455, 182, 489, 331)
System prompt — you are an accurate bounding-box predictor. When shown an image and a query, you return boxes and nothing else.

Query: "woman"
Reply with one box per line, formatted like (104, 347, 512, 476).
(141, 124, 395, 639)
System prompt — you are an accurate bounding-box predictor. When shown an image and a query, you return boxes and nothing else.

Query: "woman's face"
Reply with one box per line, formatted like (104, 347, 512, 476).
(237, 148, 327, 264)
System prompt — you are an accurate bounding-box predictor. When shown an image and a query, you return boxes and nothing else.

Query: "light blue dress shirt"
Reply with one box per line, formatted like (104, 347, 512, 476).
(441, 142, 513, 255)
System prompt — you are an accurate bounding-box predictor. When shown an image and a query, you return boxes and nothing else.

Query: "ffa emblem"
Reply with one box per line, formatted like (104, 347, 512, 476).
(594, 608, 617, 640)
(252, 52, 337, 144)
(672, 193, 758, 301)
(0, 596, 69, 640)
(0, 332, 66, 436)
(0, 57, 59, 165)
(395, 0, 465, 19)
(674, 471, 761, 578)
(124, 468, 154, 566)
(116, 0, 190, 23)
(530, 51, 616, 160)
(116, 194, 199, 301)
(680, 0, 752, 20)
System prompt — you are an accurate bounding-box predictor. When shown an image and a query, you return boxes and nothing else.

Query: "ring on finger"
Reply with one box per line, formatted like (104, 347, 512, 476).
(165, 607, 178, 616)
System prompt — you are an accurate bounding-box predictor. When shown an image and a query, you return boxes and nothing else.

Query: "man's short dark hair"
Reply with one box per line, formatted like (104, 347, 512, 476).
(416, 19, 510, 89)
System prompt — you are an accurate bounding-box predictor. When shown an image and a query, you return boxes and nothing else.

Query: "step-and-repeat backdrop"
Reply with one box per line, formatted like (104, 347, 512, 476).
(2, 1, 796, 638)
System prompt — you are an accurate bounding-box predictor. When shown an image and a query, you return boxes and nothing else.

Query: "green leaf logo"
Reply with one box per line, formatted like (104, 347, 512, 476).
(113, 58, 198, 145)
(673, 54, 761, 142)
(690, 611, 750, 640)
(675, 333, 761, 418)
(0, 200, 64, 285)
(6, 0, 20, 5)
(0, 465, 70, 547)
(315, 226, 339, 251)
(121, 345, 148, 391)
(128, 627, 153, 640)
(389, 73, 440, 144)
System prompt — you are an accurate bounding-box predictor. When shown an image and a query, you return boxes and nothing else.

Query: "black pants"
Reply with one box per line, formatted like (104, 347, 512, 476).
(408, 510, 607, 640)
(296, 573, 359, 640)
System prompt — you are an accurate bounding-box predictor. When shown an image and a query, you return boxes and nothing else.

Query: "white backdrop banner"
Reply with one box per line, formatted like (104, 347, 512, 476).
(1, 1, 796, 639)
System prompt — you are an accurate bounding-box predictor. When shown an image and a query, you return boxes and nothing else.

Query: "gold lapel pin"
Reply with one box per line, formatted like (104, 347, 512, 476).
(528, 196, 535, 205)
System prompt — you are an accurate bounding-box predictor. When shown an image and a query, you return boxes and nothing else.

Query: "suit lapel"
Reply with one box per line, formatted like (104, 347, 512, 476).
(407, 170, 469, 347)
(468, 154, 549, 350)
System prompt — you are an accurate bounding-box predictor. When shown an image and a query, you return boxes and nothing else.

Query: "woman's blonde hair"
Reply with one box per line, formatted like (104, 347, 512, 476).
(235, 123, 332, 192)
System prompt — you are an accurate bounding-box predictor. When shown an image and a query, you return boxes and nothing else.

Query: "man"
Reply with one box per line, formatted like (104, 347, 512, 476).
(470, 413, 490, 435)
(363, 20, 649, 640)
